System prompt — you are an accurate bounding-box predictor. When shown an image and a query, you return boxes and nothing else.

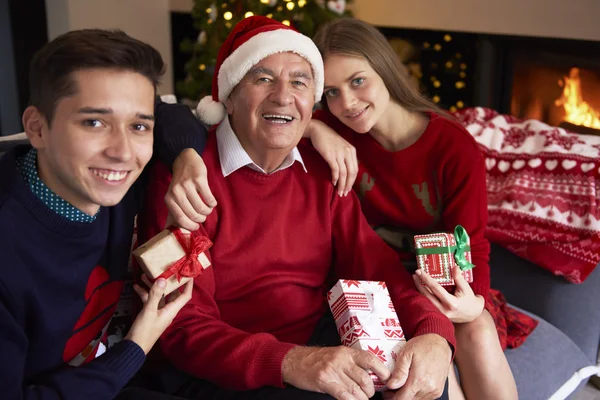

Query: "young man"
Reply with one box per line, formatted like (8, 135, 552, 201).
(0, 29, 211, 399)
(140, 16, 454, 400)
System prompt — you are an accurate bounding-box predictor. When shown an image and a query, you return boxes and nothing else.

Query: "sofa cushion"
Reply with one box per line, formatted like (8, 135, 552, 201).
(490, 243, 600, 364)
(0, 132, 28, 157)
(504, 307, 593, 400)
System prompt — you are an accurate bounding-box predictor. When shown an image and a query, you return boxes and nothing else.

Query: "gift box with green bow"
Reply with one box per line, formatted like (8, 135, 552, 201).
(413, 225, 475, 286)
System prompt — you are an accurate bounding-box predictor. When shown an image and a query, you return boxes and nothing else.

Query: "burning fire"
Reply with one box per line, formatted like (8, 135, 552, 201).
(555, 67, 600, 129)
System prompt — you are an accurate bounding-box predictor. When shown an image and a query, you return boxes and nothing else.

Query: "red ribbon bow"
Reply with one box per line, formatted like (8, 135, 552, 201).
(157, 226, 213, 282)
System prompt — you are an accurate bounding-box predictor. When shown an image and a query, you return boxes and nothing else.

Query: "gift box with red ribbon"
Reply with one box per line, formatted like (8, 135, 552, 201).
(133, 226, 212, 295)
(414, 225, 474, 286)
(328, 279, 406, 391)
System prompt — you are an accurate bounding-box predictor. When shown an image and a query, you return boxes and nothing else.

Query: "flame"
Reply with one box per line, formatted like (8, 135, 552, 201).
(555, 67, 600, 129)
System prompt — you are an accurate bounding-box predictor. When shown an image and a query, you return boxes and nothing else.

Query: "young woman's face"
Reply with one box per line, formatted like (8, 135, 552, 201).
(323, 54, 390, 134)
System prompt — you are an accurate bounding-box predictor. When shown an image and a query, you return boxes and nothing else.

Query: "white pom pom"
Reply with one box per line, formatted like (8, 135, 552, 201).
(196, 96, 226, 125)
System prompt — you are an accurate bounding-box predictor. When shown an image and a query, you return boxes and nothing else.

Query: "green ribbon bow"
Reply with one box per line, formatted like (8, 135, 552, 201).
(415, 225, 475, 271)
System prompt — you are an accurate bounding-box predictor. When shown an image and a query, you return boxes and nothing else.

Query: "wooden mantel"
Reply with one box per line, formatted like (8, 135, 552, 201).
(352, 0, 600, 42)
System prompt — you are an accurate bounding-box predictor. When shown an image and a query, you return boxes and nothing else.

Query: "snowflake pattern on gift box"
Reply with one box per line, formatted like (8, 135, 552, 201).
(343, 279, 361, 288)
(368, 345, 387, 362)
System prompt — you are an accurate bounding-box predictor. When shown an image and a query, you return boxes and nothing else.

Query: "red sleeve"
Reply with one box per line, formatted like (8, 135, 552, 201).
(312, 109, 355, 144)
(330, 191, 456, 348)
(160, 256, 296, 390)
(139, 163, 296, 390)
(440, 128, 491, 300)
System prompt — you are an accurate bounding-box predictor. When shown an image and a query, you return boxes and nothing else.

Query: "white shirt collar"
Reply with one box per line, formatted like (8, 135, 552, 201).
(216, 115, 307, 177)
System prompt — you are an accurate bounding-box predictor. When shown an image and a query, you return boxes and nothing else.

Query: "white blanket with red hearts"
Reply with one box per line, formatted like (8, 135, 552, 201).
(454, 107, 600, 283)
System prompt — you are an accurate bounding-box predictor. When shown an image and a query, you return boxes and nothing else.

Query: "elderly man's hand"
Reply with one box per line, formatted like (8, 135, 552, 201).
(282, 346, 390, 400)
(166, 149, 217, 231)
(384, 334, 451, 400)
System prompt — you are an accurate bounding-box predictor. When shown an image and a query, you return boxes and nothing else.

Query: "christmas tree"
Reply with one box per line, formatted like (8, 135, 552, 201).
(176, 0, 352, 101)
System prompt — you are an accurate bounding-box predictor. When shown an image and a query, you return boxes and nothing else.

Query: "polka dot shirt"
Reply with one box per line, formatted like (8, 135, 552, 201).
(16, 149, 97, 223)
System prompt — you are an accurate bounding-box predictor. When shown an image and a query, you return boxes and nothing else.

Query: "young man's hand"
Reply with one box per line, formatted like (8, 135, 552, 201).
(282, 345, 390, 400)
(125, 276, 193, 354)
(166, 149, 217, 231)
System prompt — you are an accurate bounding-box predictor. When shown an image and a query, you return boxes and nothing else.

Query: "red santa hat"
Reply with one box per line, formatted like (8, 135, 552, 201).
(196, 16, 324, 125)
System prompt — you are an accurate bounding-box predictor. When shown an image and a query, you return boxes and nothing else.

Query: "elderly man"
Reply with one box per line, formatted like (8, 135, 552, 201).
(140, 16, 454, 400)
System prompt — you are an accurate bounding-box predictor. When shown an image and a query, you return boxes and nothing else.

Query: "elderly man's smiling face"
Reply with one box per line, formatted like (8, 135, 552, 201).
(225, 52, 315, 171)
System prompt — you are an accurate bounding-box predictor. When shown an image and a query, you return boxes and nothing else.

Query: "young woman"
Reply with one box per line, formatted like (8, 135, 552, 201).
(306, 17, 518, 400)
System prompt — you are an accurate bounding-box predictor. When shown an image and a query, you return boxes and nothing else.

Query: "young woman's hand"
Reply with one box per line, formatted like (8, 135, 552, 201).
(306, 119, 358, 197)
(413, 265, 484, 324)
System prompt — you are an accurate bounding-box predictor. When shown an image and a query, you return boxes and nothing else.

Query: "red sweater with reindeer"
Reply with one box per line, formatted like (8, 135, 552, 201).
(138, 133, 455, 390)
(315, 110, 491, 301)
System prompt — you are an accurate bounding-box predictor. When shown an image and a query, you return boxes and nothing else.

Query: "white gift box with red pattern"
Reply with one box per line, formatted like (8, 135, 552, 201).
(327, 279, 406, 391)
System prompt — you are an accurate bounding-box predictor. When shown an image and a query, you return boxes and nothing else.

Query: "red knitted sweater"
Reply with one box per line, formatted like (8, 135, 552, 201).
(314, 110, 491, 300)
(139, 133, 455, 390)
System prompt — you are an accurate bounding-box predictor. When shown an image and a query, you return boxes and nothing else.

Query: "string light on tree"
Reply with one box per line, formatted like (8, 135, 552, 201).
(176, 0, 354, 101)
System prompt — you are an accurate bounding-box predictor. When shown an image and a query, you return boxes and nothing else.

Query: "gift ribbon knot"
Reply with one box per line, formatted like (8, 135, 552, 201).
(452, 225, 474, 271)
(356, 289, 388, 339)
(158, 226, 213, 282)
(415, 225, 475, 271)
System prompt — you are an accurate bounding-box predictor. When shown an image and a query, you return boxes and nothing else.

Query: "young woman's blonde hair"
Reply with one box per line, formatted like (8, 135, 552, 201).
(313, 18, 448, 117)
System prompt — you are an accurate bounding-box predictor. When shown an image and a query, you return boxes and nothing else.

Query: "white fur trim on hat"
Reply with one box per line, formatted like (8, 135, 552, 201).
(196, 95, 226, 125)
(217, 29, 324, 103)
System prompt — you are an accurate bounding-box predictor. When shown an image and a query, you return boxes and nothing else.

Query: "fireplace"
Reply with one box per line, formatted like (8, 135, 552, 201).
(507, 38, 600, 133)
(378, 27, 600, 134)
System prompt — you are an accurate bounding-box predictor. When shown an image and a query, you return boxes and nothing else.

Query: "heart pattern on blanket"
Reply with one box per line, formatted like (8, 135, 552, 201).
(581, 163, 595, 172)
(562, 160, 577, 170)
(498, 160, 511, 173)
(486, 158, 496, 170)
(512, 160, 526, 170)
(453, 107, 600, 285)
(545, 160, 558, 170)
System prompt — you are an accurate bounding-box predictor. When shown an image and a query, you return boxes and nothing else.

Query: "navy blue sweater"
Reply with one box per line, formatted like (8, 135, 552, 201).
(0, 100, 206, 399)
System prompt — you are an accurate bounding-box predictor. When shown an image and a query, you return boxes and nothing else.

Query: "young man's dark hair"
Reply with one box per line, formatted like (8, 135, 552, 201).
(29, 29, 166, 125)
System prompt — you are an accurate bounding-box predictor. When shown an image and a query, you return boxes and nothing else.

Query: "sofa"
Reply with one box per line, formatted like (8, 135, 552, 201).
(490, 243, 600, 399)
(1, 129, 599, 400)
